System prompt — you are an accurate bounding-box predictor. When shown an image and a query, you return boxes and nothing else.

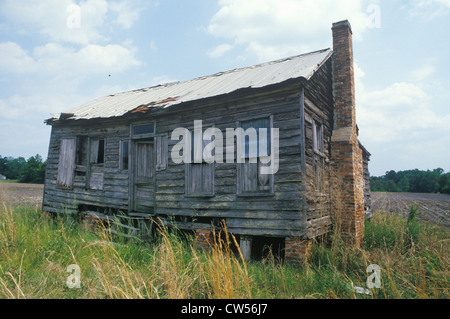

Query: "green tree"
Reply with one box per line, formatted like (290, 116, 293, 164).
(371, 168, 449, 194)
(397, 176, 410, 192)
(4, 157, 26, 180)
(19, 155, 46, 184)
(0, 156, 8, 176)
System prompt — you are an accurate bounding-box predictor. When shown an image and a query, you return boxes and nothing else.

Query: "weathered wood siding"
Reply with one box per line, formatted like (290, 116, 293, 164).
(303, 59, 334, 238)
(43, 82, 308, 237)
(154, 85, 306, 237)
(43, 123, 131, 215)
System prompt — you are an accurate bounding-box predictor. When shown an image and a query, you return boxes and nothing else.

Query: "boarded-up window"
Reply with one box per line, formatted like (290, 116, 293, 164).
(238, 117, 273, 195)
(57, 138, 76, 188)
(186, 131, 214, 196)
(186, 163, 214, 195)
(241, 118, 271, 158)
(156, 135, 168, 171)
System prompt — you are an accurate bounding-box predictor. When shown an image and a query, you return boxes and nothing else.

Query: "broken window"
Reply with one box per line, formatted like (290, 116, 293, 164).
(121, 141, 129, 170)
(133, 123, 155, 136)
(313, 120, 324, 153)
(57, 138, 76, 188)
(89, 138, 105, 190)
(237, 117, 273, 195)
(74, 136, 89, 182)
(90, 138, 105, 165)
(76, 136, 88, 166)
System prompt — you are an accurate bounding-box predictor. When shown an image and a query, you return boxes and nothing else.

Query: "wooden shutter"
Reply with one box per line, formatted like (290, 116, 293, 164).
(156, 135, 168, 171)
(90, 139, 99, 164)
(186, 131, 214, 195)
(241, 118, 270, 157)
(57, 138, 76, 188)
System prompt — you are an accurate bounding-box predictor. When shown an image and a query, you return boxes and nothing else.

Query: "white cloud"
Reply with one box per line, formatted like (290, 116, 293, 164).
(411, 0, 450, 17)
(0, 42, 38, 74)
(410, 64, 436, 82)
(0, 0, 108, 44)
(355, 62, 450, 175)
(0, 42, 141, 78)
(356, 67, 450, 146)
(109, 1, 143, 29)
(207, 0, 372, 61)
(0, 0, 144, 45)
(208, 43, 234, 58)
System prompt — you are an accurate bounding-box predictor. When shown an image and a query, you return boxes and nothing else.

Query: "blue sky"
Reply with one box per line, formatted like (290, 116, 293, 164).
(0, 0, 449, 176)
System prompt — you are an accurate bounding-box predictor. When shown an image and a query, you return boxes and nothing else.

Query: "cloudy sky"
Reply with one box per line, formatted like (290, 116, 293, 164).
(0, 0, 449, 176)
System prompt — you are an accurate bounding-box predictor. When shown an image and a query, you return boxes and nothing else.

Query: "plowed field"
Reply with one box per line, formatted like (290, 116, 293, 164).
(371, 192, 450, 229)
(0, 182, 44, 207)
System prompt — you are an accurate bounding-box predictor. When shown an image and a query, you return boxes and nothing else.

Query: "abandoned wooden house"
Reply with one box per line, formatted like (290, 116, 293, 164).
(43, 20, 370, 263)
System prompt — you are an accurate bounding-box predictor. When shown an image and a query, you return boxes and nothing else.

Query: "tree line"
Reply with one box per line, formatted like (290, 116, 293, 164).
(0, 155, 46, 184)
(371, 168, 450, 194)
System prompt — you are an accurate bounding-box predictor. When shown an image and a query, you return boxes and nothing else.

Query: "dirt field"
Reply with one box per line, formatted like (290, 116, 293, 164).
(1, 182, 449, 229)
(371, 192, 450, 229)
(0, 182, 44, 207)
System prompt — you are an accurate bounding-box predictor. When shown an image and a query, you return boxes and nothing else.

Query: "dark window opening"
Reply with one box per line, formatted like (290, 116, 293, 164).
(97, 139, 105, 164)
(121, 141, 129, 170)
(76, 136, 88, 166)
(250, 236, 284, 261)
(90, 138, 105, 165)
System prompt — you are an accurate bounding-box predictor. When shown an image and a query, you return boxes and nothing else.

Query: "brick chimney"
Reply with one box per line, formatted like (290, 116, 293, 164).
(331, 20, 365, 246)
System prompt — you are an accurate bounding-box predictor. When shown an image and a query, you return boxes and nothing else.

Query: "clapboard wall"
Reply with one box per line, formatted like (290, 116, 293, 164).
(43, 66, 335, 239)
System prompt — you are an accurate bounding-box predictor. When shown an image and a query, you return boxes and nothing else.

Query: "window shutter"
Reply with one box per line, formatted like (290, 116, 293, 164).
(90, 139, 99, 164)
(57, 138, 76, 188)
(241, 118, 270, 157)
(156, 135, 168, 171)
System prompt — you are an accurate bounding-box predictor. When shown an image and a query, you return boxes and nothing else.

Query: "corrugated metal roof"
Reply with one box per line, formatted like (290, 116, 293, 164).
(50, 48, 332, 122)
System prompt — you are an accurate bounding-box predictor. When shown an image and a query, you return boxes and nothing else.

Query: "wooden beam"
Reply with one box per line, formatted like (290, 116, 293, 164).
(240, 236, 252, 262)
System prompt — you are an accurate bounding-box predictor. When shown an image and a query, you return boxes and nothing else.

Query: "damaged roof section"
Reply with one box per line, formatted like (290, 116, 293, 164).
(46, 48, 332, 124)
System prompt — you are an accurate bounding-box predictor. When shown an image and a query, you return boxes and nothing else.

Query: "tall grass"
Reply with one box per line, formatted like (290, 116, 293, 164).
(0, 203, 448, 299)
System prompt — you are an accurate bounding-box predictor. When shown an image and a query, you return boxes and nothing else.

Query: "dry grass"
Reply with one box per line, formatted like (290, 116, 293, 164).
(0, 200, 448, 299)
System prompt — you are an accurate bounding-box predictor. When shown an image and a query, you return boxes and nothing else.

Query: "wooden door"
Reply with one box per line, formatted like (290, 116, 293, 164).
(133, 141, 155, 213)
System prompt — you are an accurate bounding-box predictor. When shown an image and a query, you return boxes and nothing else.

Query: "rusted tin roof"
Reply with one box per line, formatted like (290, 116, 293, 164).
(47, 48, 332, 123)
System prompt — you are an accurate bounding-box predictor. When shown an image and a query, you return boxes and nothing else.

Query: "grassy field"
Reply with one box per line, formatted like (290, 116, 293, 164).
(0, 183, 449, 299)
(0, 200, 448, 299)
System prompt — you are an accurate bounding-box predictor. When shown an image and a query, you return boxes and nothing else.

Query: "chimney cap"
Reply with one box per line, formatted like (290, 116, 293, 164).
(332, 20, 353, 34)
